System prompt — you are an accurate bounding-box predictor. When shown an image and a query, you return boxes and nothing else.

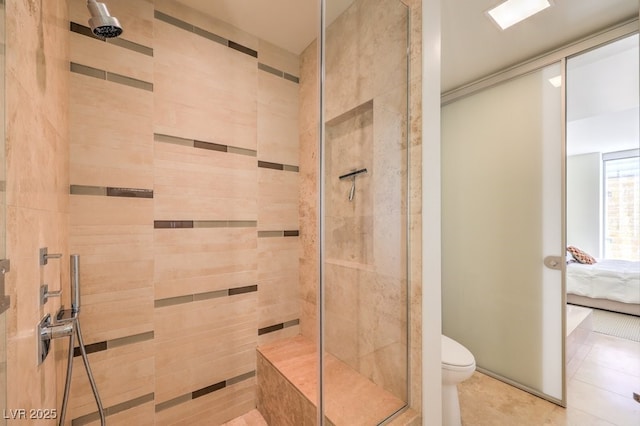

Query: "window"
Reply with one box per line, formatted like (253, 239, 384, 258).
(603, 149, 640, 261)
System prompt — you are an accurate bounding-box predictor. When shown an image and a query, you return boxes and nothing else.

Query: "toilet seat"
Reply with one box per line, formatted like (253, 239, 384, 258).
(442, 335, 475, 369)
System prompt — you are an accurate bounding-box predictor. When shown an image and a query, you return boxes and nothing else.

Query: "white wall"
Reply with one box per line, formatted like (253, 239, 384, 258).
(422, 0, 442, 424)
(566, 153, 602, 258)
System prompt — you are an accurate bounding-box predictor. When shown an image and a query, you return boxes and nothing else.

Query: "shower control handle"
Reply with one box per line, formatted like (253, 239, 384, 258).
(40, 284, 62, 305)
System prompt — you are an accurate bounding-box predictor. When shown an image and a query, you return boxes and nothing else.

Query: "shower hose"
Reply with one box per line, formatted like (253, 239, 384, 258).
(59, 316, 106, 426)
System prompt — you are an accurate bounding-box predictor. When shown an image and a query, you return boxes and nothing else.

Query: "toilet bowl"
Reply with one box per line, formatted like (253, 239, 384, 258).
(442, 335, 476, 426)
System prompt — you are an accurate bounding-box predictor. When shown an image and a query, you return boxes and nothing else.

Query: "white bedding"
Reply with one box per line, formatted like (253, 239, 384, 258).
(566, 259, 640, 304)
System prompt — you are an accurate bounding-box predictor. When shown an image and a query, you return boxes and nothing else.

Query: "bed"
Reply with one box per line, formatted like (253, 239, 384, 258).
(566, 259, 640, 317)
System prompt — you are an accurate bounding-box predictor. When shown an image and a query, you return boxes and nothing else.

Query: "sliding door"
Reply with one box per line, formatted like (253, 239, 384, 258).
(442, 62, 565, 402)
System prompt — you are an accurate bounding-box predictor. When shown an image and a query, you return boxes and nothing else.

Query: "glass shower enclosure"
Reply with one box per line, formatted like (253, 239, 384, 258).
(319, 0, 411, 423)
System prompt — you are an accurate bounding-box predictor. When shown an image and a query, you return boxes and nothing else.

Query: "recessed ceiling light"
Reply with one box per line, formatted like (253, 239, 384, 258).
(487, 0, 552, 30)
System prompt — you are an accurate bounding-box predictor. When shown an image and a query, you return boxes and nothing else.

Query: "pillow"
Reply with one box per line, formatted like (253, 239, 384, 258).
(567, 246, 597, 264)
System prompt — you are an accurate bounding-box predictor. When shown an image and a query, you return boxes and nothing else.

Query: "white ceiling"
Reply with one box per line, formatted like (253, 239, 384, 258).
(175, 0, 638, 156)
(567, 34, 639, 156)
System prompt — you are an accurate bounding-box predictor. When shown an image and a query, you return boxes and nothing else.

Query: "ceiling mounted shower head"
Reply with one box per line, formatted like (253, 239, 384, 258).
(87, 0, 123, 39)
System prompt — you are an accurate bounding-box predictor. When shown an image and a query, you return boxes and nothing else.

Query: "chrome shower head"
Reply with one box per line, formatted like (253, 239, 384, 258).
(87, 0, 123, 39)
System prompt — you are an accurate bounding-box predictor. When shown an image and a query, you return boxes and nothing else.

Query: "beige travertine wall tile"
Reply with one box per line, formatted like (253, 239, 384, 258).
(5, 0, 70, 419)
(69, 0, 154, 48)
(257, 352, 317, 426)
(67, 341, 154, 421)
(257, 237, 299, 328)
(298, 40, 319, 343)
(70, 73, 153, 189)
(154, 293, 257, 404)
(258, 168, 299, 230)
(153, 19, 257, 150)
(70, 196, 153, 344)
(257, 71, 299, 166)
(86, 402, 155, 426)
(155, 378, 256, 426)
(154, 0, 259, 52)
(258, 40, 300, 77)
(154, 227, 257, 300)
(154, 142, 257, 220)
(70, 33, 154, 83)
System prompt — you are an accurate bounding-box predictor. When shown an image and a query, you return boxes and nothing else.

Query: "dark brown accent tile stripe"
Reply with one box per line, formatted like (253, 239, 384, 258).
(73, 331, 155, 357)
(154, 10, 259, 59)
(228, 40, 258, 58)
(70, 62, 153, 91)
(70, 62, 105, 79)
(154, 295, 194, 308)
(155, 371, 256, 413)
(257, 62, 300, 84)
(73, 341, 107, 357)
(258, 323, 283, 336)
(72, 393, 155, 426)
(106, 187, 154, 198)
(70, 21, 98, 39)
(258, 160, 283, 171)
(154, 133, 257, 157)
(71, 185, 153, 199)
(70, 22, 154, 56)
(107, 37, 154, 57)
(70, 185, 107, 196)
(155, 220, 257, 229)
(258, 230, 300, 238)
(226, 370, 256, 386)
(283, 164, 300, 172)
(258, 62, 283, 78)
(154, 285, 256, 308)
(154, 10, 194, 32)
(193, 26, 227, 46)
(283, 318, 301, 328)
(228, 285, 258, 296)
(194, 140, 227, 153)
(106, 72, 154, 91)
(258, 318, 300, 336)
(154, 133, 193, 147)
(192, 381, 226, 399)
(258, 161, 300, 172)
(0, 181, 5, 192)
(154, 221, 194, 229)
(283, 73, 300, 84)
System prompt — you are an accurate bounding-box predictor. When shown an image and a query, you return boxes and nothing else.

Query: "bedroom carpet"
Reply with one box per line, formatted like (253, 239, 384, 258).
(592, 309, 640, 342)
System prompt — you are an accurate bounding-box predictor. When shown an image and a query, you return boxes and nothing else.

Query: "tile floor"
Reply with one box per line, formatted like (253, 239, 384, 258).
(225, 331, 639, 426)
(459, 331, 640, 426)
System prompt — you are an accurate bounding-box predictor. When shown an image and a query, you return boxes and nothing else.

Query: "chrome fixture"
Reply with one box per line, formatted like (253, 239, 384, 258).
(87, 0, 123, 39)
(339, 168, 368, 201)
(37, 313, 73, 365)
(40, 284, 62, 305)
(36, 254, 105, 425)
(39, 247, 62, 266)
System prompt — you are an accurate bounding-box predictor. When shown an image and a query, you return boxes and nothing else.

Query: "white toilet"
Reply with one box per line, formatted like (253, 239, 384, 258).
(441, 334, 476, 426)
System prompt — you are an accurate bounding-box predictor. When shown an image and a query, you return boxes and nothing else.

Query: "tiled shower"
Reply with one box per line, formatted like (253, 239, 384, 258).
(4, 0, 424, 424)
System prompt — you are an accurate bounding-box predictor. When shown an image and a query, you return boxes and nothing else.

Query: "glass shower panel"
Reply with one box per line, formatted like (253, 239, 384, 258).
(441, 62, 564, 402)
(321, 0, 410, 423)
